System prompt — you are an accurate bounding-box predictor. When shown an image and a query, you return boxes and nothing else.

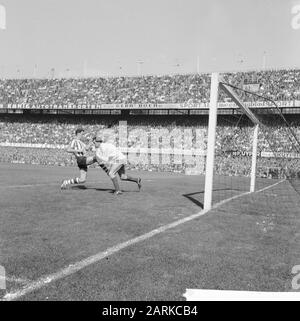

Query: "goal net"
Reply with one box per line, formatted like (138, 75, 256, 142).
(204, 73, 300, 217)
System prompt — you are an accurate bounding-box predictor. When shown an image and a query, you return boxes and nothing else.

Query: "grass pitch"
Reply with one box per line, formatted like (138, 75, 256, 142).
(0, 163, 299, 300)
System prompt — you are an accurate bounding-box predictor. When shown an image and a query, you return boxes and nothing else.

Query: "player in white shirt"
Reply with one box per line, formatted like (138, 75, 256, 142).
(61, 128, 97, 189)
(93, 132, 141, 195)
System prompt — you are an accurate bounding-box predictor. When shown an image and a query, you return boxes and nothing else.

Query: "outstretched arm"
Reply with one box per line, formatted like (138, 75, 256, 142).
(66, 145, 85, 154)
(85, 141, 95, 151)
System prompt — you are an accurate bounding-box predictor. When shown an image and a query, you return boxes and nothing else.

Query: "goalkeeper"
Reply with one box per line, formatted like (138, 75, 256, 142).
(93, 132, 141, 195)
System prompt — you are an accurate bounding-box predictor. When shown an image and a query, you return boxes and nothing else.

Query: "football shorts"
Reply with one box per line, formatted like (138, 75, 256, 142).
(76, 156, 88, 170)
(109, 163, 125, 177)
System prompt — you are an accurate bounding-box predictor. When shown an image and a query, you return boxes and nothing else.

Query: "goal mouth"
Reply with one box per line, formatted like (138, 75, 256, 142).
(204, 73, 300, 210)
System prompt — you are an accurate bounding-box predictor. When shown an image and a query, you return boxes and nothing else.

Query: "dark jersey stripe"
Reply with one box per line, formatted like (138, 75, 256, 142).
(99, 163, 109, 173)
(72, 139, 85, 156)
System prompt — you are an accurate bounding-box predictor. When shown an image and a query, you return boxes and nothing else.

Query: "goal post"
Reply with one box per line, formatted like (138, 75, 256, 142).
(219, 81, 261, 125)
(204, 72, 300, 211)
(204, 73, 261, 210)
(204, 73, 220, 210)
(250, 124, 259, 192)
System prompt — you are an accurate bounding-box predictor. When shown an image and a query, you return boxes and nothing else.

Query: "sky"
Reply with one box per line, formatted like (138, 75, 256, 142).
(0, 0, 299, 78)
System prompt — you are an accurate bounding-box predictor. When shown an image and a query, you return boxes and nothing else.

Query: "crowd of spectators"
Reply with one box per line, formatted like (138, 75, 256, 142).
(0, 146, 72, 166)
(1, 68, 300, 106)
(1, 67, 300, 177)
(1, 114, 300, 178)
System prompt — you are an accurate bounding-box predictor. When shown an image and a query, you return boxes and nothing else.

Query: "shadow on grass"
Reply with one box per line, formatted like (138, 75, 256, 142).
(183, 191, 204, 209)
(70, 185, 140, 193)
(183, 188, 246, 209)
(70, 185, 112, 192)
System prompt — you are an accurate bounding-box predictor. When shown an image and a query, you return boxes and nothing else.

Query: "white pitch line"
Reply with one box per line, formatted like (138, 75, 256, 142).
(1, 183, 59, 189)
(0, 180, 105, 189)
(1, 179, 285, 301)
(0, 276, 31, 284)
(254, 179, 286, 193)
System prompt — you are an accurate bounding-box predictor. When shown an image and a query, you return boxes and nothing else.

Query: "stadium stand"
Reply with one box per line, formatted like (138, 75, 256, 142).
(1, 69, 300, 105)
(1, 69, 300, 176)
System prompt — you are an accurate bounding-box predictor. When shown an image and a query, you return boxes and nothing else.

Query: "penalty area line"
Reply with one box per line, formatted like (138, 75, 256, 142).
(1, 179, 285, 301)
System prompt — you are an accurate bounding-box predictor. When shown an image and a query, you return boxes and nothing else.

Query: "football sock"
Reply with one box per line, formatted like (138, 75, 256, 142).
(123, 175, 138, 183)
(111, 176, 121, 191)
(66, 177, 80, 185)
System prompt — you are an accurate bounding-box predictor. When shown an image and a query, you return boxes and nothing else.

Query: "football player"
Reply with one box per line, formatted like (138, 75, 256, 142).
(61, 128, 97, 189)
(93, 132, 141, 195)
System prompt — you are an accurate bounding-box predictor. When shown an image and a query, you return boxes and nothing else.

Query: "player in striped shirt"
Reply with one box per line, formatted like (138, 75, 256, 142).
(93, 132, 141, 195)
(61, 128, 97, 189)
